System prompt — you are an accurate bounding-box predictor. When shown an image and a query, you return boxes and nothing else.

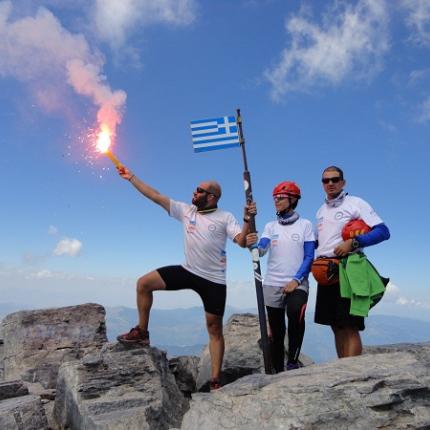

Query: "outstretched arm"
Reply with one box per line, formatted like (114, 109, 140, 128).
(117, 166, 170, 213)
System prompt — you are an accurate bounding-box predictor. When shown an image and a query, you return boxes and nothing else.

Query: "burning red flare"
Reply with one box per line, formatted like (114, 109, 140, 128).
(96, 123, 122, 167)
(96, 124, 112, 153)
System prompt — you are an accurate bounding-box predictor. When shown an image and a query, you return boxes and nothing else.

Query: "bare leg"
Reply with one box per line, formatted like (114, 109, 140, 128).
(332, 327, 362, 358)
(136, 271, 166, 331)
(205, 312, 224, 381)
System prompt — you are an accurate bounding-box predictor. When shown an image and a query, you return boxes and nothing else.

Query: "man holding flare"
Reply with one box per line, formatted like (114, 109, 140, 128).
(115, 165, 254, 390)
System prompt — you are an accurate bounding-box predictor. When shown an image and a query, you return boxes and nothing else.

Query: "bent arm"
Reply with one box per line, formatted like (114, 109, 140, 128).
(118, 166, 170, 213)
(293, 241, 316, 283)
(234, 221, 251, 248)
(355, 223, 390, 248)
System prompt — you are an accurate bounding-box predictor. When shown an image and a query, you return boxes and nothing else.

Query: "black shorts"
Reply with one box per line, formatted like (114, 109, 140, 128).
(314, 282, 365, 331)
(156, 265, 226, 316)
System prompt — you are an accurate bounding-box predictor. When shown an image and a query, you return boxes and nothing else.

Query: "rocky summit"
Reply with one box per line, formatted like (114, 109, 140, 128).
(0, 303, 429, 429)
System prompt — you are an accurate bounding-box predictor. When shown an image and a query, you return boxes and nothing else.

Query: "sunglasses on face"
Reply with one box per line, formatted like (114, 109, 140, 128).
(273, 195, 288, 202)
(196, 187, 219, 198)
(322, 177, 342, 184)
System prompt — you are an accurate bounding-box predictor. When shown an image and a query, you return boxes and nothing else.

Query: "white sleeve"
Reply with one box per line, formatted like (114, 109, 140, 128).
(261, 222, 271, 240)
(169, 200, 189, 222)
(304, 220, 316, 242)
(356, 198, 383, 227)
(226, 213, 242, 241)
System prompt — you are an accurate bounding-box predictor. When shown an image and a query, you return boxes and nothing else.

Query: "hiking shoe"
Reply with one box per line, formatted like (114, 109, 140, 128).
(210, 378, 222, 391)
(117, 326, 150, 346)
(286, 362, 300, 371)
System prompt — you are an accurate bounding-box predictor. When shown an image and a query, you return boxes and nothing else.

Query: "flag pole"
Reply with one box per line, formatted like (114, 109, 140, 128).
(236, 108, 272, 374)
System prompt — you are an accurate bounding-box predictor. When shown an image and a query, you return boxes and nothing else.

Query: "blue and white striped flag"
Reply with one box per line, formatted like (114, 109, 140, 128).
(190, 115, 240, 152)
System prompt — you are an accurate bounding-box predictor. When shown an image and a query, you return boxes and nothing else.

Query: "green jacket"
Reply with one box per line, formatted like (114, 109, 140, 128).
(339, 253, 385, 317)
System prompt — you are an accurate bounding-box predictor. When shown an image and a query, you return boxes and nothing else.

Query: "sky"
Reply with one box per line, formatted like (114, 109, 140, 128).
(1, 0, 429, 321)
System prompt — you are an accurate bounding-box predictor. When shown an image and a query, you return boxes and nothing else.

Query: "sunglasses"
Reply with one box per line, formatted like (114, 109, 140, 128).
(322, 177, 342, 184)
(196, 187, 219, 198)
(196, 187, 210, 194)
(273, 195, 288, 202)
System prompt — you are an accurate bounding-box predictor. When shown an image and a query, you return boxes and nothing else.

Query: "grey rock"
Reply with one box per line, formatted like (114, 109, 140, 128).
(54, 343, 189, 430)
(0, 335, 4, 381)
(181, 344, 430, 429)
(1, 303, 107, 388)
(169, 355, 199, 397)
(0, 394, 49, 429)
(0, 380, 29, 401)
(196, 313, 313, 390)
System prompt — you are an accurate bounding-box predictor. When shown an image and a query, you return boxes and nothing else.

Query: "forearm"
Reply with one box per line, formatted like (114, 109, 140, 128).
(235, 222, 251, 248)
(293, 241, 316, 282)
(129, 175, 170, 212)
(356, 223, 390, 248)
(257, 237, 271, 257)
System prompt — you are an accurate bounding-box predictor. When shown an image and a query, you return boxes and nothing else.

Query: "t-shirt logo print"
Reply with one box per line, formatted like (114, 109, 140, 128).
(335, 211, 344, 220)
(208, 224, 216, 232)
(291, 233, 300, 241)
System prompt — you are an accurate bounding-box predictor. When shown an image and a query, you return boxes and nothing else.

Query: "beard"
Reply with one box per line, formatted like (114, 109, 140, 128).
(192, 194, 208, 210)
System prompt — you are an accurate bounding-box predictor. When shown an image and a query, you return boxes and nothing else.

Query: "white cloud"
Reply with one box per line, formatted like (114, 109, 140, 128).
(383, 281, 430, 310)
(408, 68, 430, 85)
(53, 238, 82, 257)
(93, 0, 196, 51)
(0, 264, 137, 308)
(265, 0, 389, 100)
(418, 96, 430, 122)
(48, 225, 58, 235)
(28, 269, 54, 279)
(402, 0, 430, 45)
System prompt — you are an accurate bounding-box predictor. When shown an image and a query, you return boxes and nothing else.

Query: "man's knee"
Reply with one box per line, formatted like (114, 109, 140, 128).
(206, 315, 223, 339)
(136, 271, 165, 294)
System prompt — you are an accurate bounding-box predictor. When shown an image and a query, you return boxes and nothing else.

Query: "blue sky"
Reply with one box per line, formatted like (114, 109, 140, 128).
(1, 0, 429, 320)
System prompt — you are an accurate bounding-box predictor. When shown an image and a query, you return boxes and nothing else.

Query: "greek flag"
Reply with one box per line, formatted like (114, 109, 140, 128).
(190, 116, 240, 152)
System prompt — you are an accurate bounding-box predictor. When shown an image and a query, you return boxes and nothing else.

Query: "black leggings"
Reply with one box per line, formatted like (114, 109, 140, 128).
(266, 289, 308, 373)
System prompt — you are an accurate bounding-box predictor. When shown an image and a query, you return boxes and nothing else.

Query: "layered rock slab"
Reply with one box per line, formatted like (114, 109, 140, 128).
(183, 343, 430, 429)
(197, 313, 313, 390)
(54, 343, 189, 430)
(0, 380, 48, 430)
(1, 303, 107, 388)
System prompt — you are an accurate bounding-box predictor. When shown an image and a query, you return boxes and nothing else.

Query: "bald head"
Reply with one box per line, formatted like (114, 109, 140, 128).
(205, 180, 222, 200)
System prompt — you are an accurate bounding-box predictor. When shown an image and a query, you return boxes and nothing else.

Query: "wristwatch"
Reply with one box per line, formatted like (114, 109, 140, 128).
(351, 238, 360, 250)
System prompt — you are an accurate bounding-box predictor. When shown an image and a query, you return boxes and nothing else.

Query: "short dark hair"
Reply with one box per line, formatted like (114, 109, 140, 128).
(322, 165, 344, 180)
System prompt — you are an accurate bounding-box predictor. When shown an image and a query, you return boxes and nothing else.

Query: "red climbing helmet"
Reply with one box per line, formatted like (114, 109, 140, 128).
(272, 181, 301, 199)
(342, 219, 371, 240)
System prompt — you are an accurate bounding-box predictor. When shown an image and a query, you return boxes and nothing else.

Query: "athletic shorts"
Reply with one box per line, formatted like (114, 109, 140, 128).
(314, 282, 365, 331)
(263, 285, 309, 309)
(156, 265, 226, 316)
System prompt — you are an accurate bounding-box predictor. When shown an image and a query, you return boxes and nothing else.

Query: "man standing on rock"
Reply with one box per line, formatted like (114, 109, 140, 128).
(314, 166, 390, 358)
(115, 165, 253, 390)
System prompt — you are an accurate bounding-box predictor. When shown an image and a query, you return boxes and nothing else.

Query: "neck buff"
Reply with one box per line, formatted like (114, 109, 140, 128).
(277, 210, 299, 225)
(197, 207, 218, 214)
(325, 191, 348, 208)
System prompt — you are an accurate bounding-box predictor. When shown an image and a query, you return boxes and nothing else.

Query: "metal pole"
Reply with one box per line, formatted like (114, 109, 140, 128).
(236, 108, 272, 374)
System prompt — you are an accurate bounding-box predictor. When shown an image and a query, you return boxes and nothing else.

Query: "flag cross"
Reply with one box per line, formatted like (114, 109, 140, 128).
(190, 116, 240, 152)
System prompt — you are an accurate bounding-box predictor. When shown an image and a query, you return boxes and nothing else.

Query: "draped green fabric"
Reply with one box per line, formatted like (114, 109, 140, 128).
(339, 253, 385, 317)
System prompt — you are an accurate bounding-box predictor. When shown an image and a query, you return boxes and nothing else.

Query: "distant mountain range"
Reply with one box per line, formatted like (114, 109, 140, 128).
(105, 306, 430, 363)
(1, 303, 429, 363)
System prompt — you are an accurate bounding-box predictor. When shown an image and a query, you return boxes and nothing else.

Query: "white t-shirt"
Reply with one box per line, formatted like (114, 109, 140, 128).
(169, 200, 242, 284)
(260, 218, 315, 287)
(315, 195, 383, 258)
